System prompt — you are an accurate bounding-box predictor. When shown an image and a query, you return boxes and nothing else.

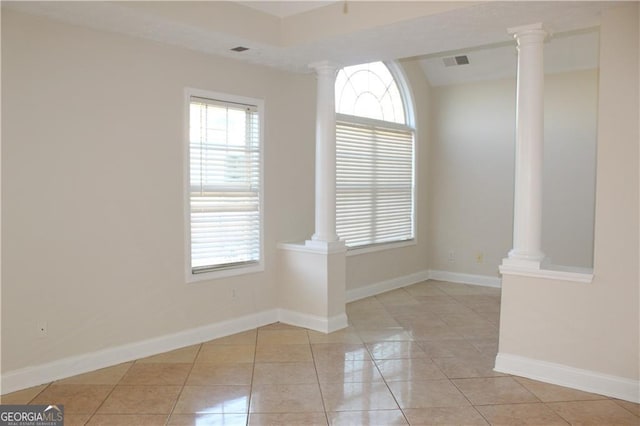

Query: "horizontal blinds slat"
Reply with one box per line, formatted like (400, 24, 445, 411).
(189, 98, 261, 270)
(336, 120, 414, 248)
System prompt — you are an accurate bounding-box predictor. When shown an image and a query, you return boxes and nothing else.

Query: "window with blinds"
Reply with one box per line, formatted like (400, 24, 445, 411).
(335, 62, 415, 249)
(336, 118, 414, 248)
(187, 92, 262, 277)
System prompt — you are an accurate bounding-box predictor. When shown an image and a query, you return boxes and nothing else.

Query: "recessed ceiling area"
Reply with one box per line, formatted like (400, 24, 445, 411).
(237, 1, 337, 18)
(418, 28, 601, 87)
(2, 1, 615, 75)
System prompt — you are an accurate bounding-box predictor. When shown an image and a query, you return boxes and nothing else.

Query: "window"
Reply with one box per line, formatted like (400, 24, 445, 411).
(335, 61, 415, 249)
(186, 89, 263, 281)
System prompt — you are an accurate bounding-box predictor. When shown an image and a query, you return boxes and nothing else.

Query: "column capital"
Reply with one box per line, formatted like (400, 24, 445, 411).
(507, 22, 549, 42)
(308, 60, 341, 75)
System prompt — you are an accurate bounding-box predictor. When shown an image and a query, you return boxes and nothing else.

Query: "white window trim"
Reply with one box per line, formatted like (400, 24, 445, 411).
(385, 61, 416, 128)
(183, 87, 265, 283)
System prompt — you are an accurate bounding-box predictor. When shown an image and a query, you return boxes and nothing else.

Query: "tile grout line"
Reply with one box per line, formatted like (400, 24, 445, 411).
(307, 329, 331, 426)
(245, 327, 260, 426)
(611, 399, 640, 417)
(416, 288, 494, 426)
(82, 361, 135, 425)
(372, 291, 415, 425)
(26, 382, 52, 405)
(162, 343, 204, 426)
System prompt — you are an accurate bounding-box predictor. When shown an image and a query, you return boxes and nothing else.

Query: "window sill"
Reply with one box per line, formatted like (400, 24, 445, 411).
(186, 262, 264, 284)
(346, 239, 417, 257)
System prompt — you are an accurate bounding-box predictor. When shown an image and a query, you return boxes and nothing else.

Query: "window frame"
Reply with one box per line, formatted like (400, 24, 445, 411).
(184, 88, 265, 283)
(335, 61, 418, 253)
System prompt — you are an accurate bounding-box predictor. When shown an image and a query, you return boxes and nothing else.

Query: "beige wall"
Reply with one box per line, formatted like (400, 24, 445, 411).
(428, 78, 516, 276)
(1, 9, 433, 376)
(499, 2, 639, 381)
(1, 10, 316, 373)
(428, 68, 598, 276)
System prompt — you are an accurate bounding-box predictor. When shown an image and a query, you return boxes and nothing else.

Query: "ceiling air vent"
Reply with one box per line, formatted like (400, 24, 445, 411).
(443, 55, 470, 67)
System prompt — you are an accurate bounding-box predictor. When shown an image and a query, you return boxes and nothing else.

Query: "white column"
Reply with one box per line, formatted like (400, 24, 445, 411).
(503, 23, 548, 269)
(308, 61, 340, 246)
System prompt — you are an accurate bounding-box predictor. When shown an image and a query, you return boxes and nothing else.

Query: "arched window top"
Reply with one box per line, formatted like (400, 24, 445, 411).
(335, 61, 407, 124)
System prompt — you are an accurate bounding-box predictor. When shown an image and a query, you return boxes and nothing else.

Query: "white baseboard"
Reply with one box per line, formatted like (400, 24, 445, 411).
(345, 270, 430, 302)
(1, 307, 354, 395)
(345, 269, 500, 303)
(1, 309, 279, 395)
(1, 269, 501, 395)
(278, 309, 348, 333)
(429, 269, 502, 288)
(495, 352, 640, 403)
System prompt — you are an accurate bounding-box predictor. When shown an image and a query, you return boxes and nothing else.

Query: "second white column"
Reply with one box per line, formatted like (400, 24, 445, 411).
(504, 23, 548, 269)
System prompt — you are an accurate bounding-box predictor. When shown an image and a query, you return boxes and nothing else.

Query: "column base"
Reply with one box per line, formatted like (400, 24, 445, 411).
(277, 241, 347, 334)
(500, 249, 546, 275)
(501, 257, 543, 270)
(305, 239, 346, 254)
(506, 248, 545, 265)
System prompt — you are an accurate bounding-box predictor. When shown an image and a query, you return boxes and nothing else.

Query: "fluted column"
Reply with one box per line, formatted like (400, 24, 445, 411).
(308, 61, 340, 246)
(503, 23, 548, 269)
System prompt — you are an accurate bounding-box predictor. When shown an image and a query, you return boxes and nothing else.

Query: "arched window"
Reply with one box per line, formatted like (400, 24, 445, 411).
(335, 61, 415, 249)
(336, 61, 407, 124)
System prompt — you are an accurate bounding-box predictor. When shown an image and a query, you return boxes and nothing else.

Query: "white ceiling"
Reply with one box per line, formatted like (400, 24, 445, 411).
(3, 1, 614, 83)
(237, 1, 337, 18)
(420, 28, 600, 87)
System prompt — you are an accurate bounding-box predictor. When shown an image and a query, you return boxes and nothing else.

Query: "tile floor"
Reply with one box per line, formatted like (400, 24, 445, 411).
(2, 280, 639, 425)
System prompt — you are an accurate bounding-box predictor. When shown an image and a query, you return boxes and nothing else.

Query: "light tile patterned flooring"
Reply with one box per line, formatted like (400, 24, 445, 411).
(2, 280, 639, 425)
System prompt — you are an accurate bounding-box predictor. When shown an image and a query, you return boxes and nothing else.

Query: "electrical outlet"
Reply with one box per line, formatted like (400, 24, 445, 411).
(448, 250, 455, 263)
(37, 321, 48, 338)
(231, 288, 237, 299)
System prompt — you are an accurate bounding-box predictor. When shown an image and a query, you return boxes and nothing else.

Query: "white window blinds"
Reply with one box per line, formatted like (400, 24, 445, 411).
(336, 117, 414, 248)
(189, 96, 261, 274)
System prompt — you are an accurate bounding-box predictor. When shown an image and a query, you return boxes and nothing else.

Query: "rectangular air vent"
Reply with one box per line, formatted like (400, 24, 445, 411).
(443, 55, 470, 67)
